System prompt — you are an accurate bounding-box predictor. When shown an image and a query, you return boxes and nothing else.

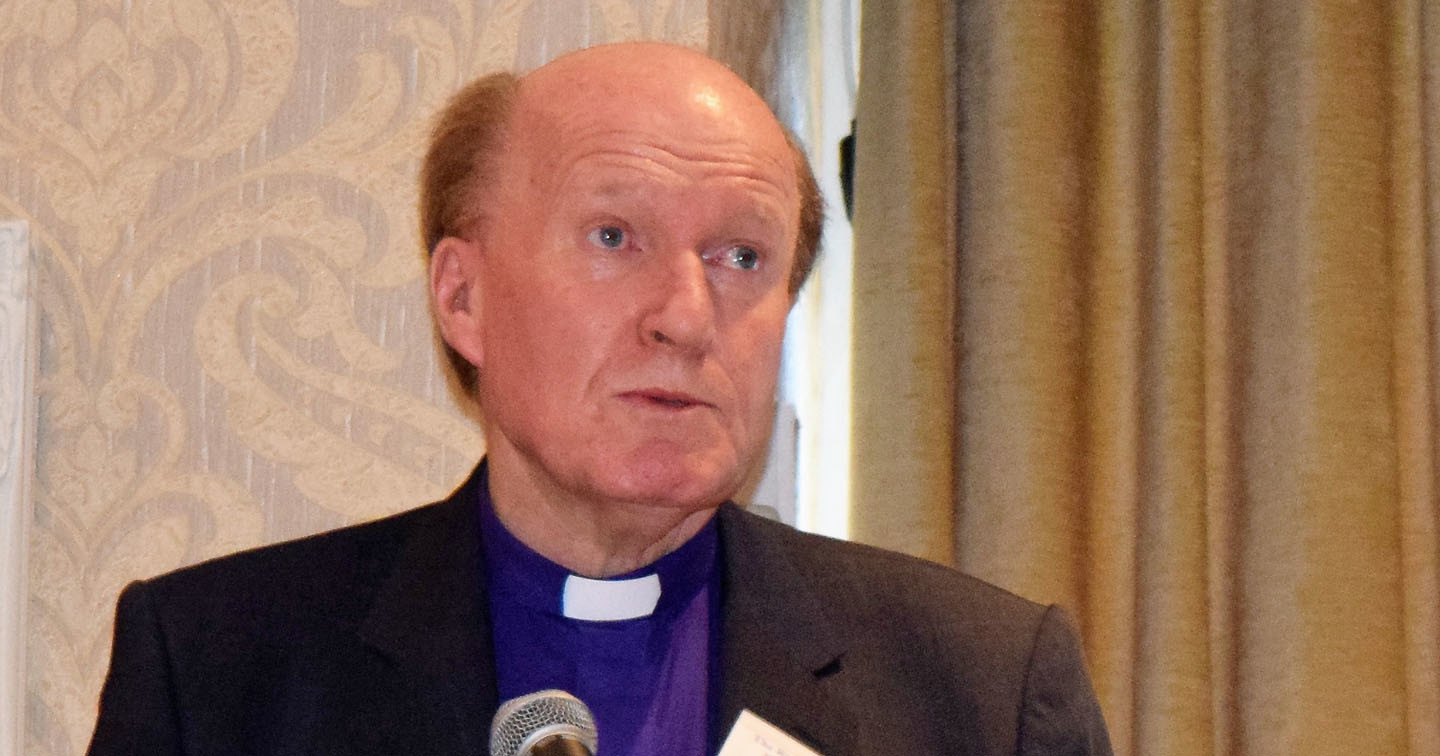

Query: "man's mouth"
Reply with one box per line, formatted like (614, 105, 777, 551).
(622, 389, 709, 409)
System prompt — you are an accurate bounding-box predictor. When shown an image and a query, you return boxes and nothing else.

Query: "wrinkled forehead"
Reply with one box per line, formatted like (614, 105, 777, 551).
(502, 47, 798, 194)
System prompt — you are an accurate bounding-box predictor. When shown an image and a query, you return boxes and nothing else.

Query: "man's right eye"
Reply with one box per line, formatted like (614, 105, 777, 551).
(587, 226, 627, 250)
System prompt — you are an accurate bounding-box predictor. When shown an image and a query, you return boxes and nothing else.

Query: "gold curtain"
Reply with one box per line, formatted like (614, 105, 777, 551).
(850, 1, 1440, 755)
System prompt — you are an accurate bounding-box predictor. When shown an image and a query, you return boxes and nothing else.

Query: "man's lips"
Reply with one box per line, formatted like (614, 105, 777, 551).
(618, 388, 714, 410)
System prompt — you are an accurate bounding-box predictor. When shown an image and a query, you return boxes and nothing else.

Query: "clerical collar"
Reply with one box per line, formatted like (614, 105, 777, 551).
(476, 471, 718, 623)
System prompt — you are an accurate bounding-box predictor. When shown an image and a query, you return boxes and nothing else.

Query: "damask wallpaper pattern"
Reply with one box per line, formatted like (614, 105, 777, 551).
(0, 1, 706, 752)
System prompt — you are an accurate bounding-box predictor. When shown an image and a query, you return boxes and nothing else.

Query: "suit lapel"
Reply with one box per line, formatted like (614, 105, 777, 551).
(716, 505, 858, 756)
(343, 481, 858, 756)
(356, 469, 498, 755)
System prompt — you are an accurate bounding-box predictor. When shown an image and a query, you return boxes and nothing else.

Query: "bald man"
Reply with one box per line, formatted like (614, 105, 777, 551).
(89, 44, 1112, 756)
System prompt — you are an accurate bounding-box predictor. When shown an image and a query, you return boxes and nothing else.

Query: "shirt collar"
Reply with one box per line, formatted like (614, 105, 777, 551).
(476, 462, 718, 622)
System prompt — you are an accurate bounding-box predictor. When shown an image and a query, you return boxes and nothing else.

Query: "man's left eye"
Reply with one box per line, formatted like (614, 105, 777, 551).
(718, 245, 760, 270)
(587, 226, 627, 249)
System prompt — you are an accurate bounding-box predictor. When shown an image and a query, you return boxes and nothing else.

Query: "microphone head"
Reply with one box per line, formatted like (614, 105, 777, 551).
(490, 689, 598, 756)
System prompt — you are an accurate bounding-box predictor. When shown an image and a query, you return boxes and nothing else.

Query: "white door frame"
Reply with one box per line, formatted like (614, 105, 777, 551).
(0, 220, 35, 756)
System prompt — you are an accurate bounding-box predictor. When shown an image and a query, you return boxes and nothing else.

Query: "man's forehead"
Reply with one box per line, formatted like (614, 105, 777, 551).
(512, 43, 785, 144)
(519, 43, 731, 93)
(497, 45, 797, 200)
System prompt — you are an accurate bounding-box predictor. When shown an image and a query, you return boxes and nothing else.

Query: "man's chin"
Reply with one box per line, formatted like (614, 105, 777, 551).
(597, 453, 746, 510)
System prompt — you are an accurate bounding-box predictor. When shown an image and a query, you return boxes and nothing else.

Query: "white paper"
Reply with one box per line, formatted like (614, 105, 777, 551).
(718, 709, 823, 756)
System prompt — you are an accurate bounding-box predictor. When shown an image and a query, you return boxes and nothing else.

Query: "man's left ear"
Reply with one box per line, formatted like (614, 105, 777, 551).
(430, 235, 486, 369)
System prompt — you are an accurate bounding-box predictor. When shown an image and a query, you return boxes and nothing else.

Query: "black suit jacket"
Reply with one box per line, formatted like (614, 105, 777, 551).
(89, 467, 1112, 755)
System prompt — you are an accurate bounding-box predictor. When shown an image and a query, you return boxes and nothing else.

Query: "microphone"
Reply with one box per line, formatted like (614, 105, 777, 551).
(490, 689, 599, 756)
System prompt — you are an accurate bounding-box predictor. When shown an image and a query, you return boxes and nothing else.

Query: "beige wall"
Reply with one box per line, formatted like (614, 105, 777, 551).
(0, 2, 706, 753)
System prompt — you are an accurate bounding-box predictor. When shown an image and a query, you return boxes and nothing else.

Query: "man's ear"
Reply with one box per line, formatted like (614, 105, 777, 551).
(430, 235, 486, 370)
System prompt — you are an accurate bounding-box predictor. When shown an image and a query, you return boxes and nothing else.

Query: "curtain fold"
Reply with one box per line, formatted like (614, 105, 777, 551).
(849, 1, 1440, 754)
(849, 0, 956, 562)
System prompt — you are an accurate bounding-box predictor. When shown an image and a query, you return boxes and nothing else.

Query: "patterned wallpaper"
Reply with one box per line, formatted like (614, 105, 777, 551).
(0, 1, 706, 752)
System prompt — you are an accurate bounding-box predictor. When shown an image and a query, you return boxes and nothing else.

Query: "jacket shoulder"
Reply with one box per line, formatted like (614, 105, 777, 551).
(720, 504, 1046, 629)
(135, 498, 465, 636)
(717, 505, 1112, 755)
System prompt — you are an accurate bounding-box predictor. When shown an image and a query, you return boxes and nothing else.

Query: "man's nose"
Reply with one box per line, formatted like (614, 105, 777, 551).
(639, 252, 717, 354)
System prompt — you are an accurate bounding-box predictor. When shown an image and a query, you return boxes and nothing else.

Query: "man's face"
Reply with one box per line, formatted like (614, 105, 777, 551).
(465, 50, 800, 515)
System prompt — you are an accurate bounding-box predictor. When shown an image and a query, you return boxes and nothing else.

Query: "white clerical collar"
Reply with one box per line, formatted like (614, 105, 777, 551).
(561, 573, 663, 621)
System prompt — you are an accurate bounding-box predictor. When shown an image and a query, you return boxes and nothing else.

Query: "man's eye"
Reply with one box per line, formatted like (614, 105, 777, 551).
(719, 245, 760, 270)
(587, 226, 627, 250)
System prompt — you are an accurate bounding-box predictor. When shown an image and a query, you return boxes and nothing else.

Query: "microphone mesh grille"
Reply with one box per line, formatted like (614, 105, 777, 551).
(490, 689, 598, 756)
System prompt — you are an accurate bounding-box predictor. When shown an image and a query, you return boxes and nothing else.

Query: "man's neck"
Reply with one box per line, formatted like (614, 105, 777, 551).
(485, 453, 719, 578)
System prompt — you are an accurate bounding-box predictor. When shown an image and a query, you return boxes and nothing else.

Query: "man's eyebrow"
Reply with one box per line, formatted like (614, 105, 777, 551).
(586, 181, 649, 199)
(560, 167, 793, 232)
(554, 170, 655, 202)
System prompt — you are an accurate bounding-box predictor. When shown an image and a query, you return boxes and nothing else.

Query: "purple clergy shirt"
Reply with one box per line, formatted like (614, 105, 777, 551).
(478, 482, 720, 756)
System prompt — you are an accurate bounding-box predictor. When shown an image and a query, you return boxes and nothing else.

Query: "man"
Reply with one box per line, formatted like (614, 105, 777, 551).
(89, 43, 1112, 755)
